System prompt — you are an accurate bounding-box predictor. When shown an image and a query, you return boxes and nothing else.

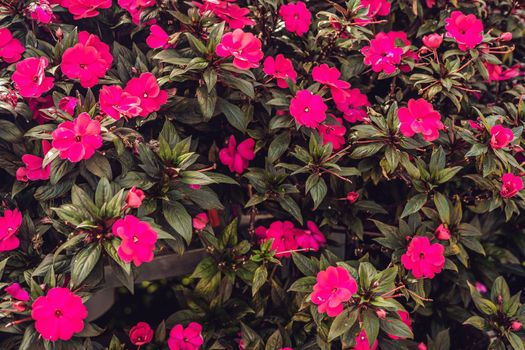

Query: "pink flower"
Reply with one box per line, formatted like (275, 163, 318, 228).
(490, 124, 514, 149)
(12, 57, 54, 98)
(61, 31, 112, 88)
(311, 266, 357, 317)
(295, 221, 326, 251)
(61, 0, 112, 19)
(289, 90, 327, 128)
(124, 73, 168, 117)
(468, 119, 484, 132)
(435, 224, 451, 240)
(113, 215, 158, 266)
(0, 209, 22, 252)
(485, 63, 520, 82)
(118, 0, 153, 24)
(168, 322, 204, 350)
(361, 0, 391, 17)
(333, 88, 370, 123)
(5, 283, 30, 302)
(193, 213, 209, 231)
(256, 221, 298, 258)
(398, 98, 444, 142)
(361, 32, 404, 74)
(99, 85, 142, 120)
(312, 64, 350, 90)
(418, 343, 428, 350)
(216, 29, 263, 70)
(52, 113, 103, 162)
(126, 186, 145, 208)
(16, 140, 52, 182)
(500, 173, 523, 198)
(445, 11, 483, 51)
(146, 25, 170, 49)
(263, 55, 297, 88)
(355, 330, 378, 350)
(401, 236, 445, 279)
(0, 28, 25, 63)
(388, 310, 412, 339)
(31, 287, 88, 341)
(499, 32, 513, 41)
(27, 0, 55, 23)
(422, 33, 443, 49)
(511, 321, 522, 331)
(219, 135, 255, 174)
(376, 309, 387, 319)
(279, 1, 311, 36)
(193, 0, 255, 29)
(129, 322, 154, 346)
(425, 0, 435, 7)
(346, 191, 359, 203)
(58, 96, 78, 115)
(475, 281, 487, 293)
(317, 116, 346, 151)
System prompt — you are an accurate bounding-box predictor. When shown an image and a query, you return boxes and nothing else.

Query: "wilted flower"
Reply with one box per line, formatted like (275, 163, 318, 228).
(500, 173, 523, 198)
(31, 287, 88, 341)
(129, 322, 154, 346)
(5, 283, 30, 302)
(484, 63, 520, 82)
(311, 266, 357, 317)
(16, 140, 52, 182)
(219, 135, 255, 174)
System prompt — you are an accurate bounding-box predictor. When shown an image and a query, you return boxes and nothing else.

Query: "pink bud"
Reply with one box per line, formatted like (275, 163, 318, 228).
(192, 213, 209, 231)
(56, 27, 63, 40)
(511, 321, 522, 331)
(418, 343, 428, 350)
(376, 309, 387, 319)
(422, 33, 443, 49)
(499, 32, 513, 41)
(435, 224, 451, 240)
(126, 186, 145, 208)
(346, 191, 359, 203)
(12, 301, 26, 312)
(475, 281, 488, 293)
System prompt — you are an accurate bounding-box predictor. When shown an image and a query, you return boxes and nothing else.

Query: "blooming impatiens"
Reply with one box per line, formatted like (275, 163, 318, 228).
(0, 28, 25, 63)
(31, 287, 88, 341)
(146, 25, 171, 49)
(193, 213, 209, 231)
(263, 55, 297, 88)
(16, 140, 52, 182)
(311, 266, 357, 317)
(445, 11, 484, 51)
(12, 57, 54, 98)
(290, 90, 327, 128)
(99, 85, 142, 120)
(124, 73, 168, 117)
(216, 29, 264, 70)
(168, 322, 204, 350)
(485, 63, 520, 82)
(401, 236, 445, 279)
(355, 330, 378, 350)
(113, 215, 158, 266)
(398, 98, 444, 141)
(256, 221, 298, 258)
(279, 1, 311, 36)
(361, 32, 405, 74)
(129, 322, 154, 346)
(317, 116, 347, 150)
(500, 173, 523, 198)
(0, 209, 22, 252)
(490, 124, 514, 149)
(61, 0, 112, 19)
(219, 135, 255, 174)
(295, 221, 326, 251)
(193, 0, 255, 29)
(61, 31, 113, 88)
(51, 113, 103, 163)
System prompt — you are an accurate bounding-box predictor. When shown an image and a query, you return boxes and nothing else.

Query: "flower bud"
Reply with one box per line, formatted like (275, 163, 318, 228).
(511, 321, 522, 331)
(376, 309, 387, 319)
(435, 224, 451, 240)
(346, 191, 359, 203)
(422, 33, 443, 49)
(499, 32, 513, 41)
(126, 186, 145, 208)
(418, 343, 428, 350)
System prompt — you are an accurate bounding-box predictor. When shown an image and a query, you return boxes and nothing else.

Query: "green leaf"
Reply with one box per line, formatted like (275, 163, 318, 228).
(380, 318, 414, 339)
(268, 132, 291, 163)
(196, 86, 217, 120)
(0, 119, 22, 142)
(163, 201, 192, 245)
(288, 276, 316, 292)
(362, 309, 379, 346)
(506, 332, 524, 350)
(350, 143, 384, 159)
(85, 153, 112, 179)
(70, 243, 102, 288)
(328, 308, 358, 342)
(310, 177, 327, 210)
(433, 192, 450, 223)
(462, 316, 487, 331)
(400, 193, 427, 218)
(292, 252, 318, 276)
(217, 98, 250, 132)
(252, 265, 268, 296)
(265, 330, 283, 350)
(279, 196, 303, 225)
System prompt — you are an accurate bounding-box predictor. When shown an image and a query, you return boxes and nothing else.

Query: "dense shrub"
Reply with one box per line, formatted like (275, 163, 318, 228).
(0, 0, 524, 349)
